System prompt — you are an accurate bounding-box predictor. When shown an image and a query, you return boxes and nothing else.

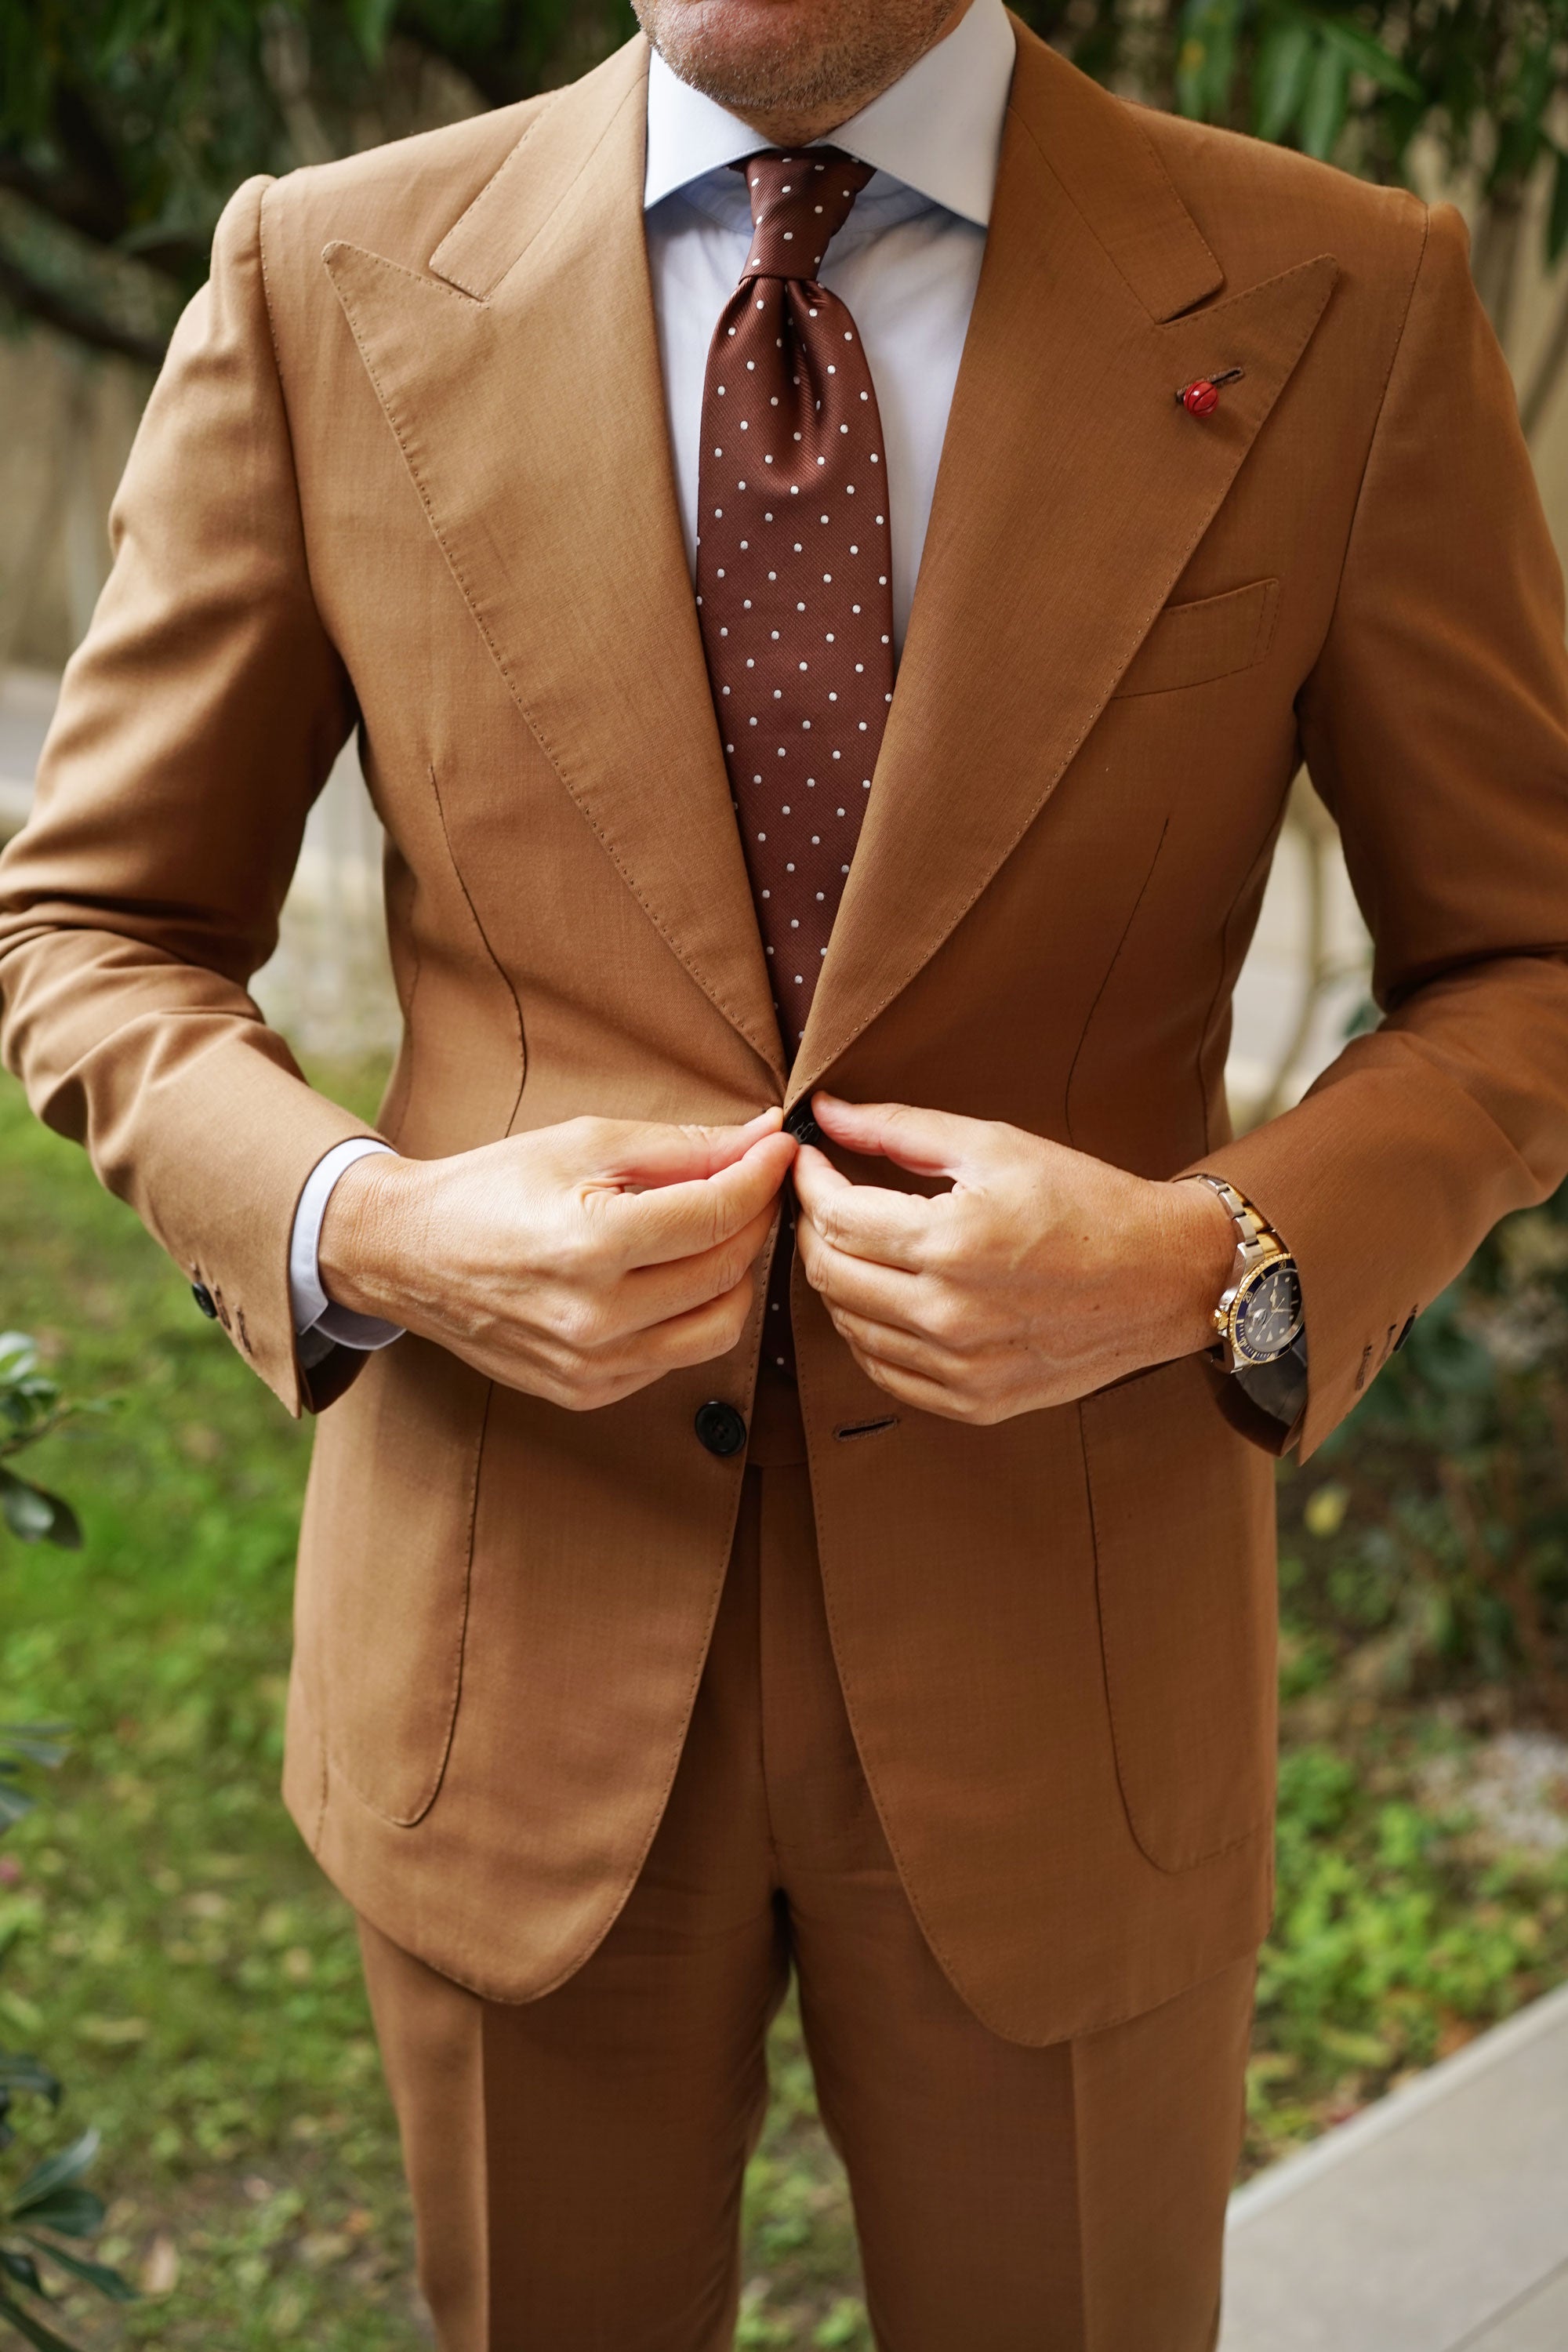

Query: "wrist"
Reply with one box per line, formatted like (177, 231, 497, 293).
(318, 1151, 423, 1323)
(1158, 1177, 1237, 1359)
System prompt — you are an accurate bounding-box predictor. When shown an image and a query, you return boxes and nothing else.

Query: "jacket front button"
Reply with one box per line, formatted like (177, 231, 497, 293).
(782, 1101, 823, 1148)
(191, 1282, 219, 1320)
(694, 1399, 747, 1457)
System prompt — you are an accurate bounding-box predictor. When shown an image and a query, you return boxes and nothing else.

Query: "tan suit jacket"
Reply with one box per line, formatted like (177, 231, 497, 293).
(4, 24, 1568, 2043)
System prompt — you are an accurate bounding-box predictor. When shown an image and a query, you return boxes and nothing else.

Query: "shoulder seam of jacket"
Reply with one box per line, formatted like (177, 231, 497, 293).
(257, 176, 337, 628)
(1316, 199, 1434, 632)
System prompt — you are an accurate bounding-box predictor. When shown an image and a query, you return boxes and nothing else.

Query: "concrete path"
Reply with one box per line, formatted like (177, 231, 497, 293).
(1222, 1982, 1568, 2352)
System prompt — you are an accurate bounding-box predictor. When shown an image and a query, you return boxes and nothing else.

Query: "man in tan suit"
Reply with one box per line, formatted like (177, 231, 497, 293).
(4, 0, 1568, 2339)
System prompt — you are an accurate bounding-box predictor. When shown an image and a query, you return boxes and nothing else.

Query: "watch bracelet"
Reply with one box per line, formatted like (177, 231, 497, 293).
(1188, 1174, 1301, 1369)
(1192, 1174, 1284, 1268)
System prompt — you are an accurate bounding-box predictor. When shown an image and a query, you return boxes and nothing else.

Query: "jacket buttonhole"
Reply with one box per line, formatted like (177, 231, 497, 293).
(833, 1415, 901, 1442)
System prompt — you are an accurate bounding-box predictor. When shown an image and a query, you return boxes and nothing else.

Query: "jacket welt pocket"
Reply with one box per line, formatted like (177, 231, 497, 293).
(1112, 578, 1280, 699)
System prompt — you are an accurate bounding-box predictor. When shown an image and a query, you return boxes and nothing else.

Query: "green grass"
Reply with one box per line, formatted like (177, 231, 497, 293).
(1, 1060, 419, 2347)
(1247, 1646, 1568, 2163)
(2, 1063, 1566, 2349)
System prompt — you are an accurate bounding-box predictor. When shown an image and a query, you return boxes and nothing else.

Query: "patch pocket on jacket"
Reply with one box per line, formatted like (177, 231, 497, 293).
(1112, 579, 1280, 699)
(1079, 1355, 1278, 1872)
(299, 1335, 492, 1828)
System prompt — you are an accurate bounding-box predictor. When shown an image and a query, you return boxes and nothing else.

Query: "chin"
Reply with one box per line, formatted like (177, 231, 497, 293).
(635, 0, 958, 122)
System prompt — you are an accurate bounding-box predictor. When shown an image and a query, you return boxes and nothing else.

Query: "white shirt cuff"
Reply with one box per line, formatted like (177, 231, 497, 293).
(289, 1137, 406, 1353)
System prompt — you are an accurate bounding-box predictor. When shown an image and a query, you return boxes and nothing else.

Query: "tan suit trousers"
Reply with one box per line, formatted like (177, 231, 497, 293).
(358, 1383, 1257, 2351)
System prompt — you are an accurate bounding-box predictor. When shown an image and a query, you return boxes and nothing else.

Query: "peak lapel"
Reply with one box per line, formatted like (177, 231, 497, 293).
(791, 33, 1338, 1102)
(324, 38, 786, 1087)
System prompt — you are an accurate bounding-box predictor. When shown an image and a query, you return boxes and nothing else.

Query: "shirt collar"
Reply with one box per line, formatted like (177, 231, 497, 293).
(642, 0, 1016, 228)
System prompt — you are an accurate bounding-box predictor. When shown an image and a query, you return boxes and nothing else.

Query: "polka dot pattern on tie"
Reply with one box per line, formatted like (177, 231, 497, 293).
(695, 148, 896, 1060)
(694, 149, 896, 1381)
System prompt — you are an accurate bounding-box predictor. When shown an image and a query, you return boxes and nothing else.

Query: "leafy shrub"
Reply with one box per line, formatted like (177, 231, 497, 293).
(1, 1338, 135, 2348)
(0, 1338, 88, 1554)
(1283, 1178, 1568, 1712)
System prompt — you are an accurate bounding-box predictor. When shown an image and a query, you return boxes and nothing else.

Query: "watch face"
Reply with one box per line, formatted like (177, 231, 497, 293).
(1232, 1261, 1305, 1365)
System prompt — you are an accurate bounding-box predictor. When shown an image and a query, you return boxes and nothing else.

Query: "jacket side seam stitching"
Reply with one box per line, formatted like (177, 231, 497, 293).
(1063, 815, 1170, 1149)
(427, 764, 527, 1135)
(1192, 788, 1294, 1154)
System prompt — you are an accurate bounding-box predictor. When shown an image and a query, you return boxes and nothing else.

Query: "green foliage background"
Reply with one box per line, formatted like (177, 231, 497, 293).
(1287, 1185, 1568, 1707)
(2, 0, 1566, 363)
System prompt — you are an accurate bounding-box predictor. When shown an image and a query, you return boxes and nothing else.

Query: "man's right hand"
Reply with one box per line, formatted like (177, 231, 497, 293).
(318, 1111, 796, 1410)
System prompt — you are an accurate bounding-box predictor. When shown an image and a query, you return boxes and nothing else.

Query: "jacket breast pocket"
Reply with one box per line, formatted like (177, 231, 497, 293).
(1112, 579, 1280, 699)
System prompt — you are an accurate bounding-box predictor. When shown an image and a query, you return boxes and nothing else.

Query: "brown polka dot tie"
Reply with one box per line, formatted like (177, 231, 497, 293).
(695, 149, 895, 1378)
(695, 148, 896, 1058)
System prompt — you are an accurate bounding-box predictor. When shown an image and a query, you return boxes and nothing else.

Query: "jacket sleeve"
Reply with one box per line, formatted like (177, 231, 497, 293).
(0, 176, 382, 1416)
(1191, 202, 1568, 1459)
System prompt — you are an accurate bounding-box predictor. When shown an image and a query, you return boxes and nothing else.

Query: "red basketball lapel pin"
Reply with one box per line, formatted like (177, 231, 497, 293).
(1176, 367, 1245, 419)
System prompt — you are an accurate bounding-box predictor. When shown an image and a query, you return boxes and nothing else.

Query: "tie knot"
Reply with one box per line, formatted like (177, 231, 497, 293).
(735, 147, 874, 283)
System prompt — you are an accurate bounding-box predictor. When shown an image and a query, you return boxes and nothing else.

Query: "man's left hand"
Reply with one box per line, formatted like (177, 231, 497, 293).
(793, 1094, 1237, 1424)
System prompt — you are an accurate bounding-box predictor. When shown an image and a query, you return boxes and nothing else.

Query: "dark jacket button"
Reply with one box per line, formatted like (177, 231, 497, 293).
(191, 1282, 219, 1320)
(694, 1399, 747, 1457)
(782, 1101, 823, 1147)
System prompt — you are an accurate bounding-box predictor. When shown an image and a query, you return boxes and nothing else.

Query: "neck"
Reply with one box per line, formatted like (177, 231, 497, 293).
(727, 0, 971, 148)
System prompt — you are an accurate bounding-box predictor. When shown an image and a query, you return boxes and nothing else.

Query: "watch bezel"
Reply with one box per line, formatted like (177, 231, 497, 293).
(1221, 1254, 1305, 1367)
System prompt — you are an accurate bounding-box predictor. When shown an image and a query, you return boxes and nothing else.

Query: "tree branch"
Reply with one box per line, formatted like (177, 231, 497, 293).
(0, 259, 168, 366)
(1471, 189, 1527, 350)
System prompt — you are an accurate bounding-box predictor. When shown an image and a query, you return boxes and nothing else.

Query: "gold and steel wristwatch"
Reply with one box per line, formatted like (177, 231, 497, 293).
(1192, 1175, 1304, 1374)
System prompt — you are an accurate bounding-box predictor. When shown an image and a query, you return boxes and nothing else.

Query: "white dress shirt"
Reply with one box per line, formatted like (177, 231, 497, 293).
(644, 0, 1014, 652)
(291, 0, 1018, 1358)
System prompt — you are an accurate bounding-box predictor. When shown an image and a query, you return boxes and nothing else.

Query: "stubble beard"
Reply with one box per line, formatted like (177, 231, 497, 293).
(633, 0, 961, 128)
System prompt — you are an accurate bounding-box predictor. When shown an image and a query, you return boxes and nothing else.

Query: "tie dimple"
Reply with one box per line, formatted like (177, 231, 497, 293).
(694, 147, 897, 1376)
(741, 151, 874, 280)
